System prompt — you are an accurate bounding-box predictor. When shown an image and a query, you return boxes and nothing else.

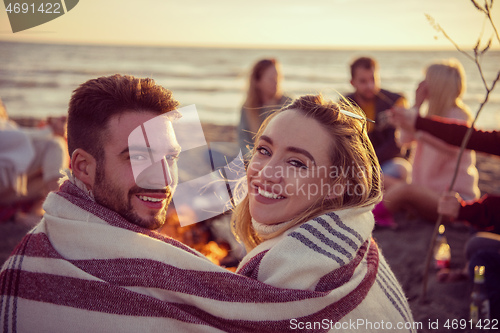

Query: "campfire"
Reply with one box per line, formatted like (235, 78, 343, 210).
(159, 205, 236, 270)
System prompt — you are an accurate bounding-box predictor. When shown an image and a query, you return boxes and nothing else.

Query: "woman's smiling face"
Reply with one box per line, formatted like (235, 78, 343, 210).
(247, 109, 334, 225)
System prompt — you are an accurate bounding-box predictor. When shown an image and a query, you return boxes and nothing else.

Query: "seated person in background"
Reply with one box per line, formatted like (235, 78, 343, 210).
(345, 56, 410, 183)
(0, 98, 68, 223)
(392, 103, 500, 320)
(374, 59, 480, 227)
(237, 58, 291, 160)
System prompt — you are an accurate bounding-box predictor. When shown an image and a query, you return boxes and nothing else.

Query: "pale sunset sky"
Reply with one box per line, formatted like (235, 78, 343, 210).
(0, 0, 499, 49)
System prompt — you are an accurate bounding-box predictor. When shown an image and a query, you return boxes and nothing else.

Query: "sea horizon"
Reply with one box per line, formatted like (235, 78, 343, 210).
(1, 40, 499, 129)
(4, 38, 500, 52)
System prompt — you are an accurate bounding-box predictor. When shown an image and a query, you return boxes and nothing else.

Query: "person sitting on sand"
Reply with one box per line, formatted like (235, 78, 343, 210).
(345, 56, 411, 183)
(0, 75, 415, 332)
(232, 94, 415, 329)
(374, 59, 480, 227)
(0, 98, 68, 224)
(392, 105, 500, 320)
(237, 58, 291, 160)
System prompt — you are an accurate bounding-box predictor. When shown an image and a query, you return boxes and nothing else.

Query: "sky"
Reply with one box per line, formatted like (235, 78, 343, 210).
(0, 0, 499, 49)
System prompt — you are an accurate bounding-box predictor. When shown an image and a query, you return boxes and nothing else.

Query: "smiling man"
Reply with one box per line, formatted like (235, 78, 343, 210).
(0, 75, 208, 331)
(67, 74, 180, 229)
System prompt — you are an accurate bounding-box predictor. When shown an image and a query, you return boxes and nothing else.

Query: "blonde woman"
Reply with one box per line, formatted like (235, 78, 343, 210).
(232, 95, 415, 330)
(237, 58, 291, 159)
(375, 58, 480, 226)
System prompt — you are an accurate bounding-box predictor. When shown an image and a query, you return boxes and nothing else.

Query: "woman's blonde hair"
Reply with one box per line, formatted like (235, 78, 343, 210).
(243, 59, 280, 109)
(425, 58, 471, 121)
(231, 94, 383, 251)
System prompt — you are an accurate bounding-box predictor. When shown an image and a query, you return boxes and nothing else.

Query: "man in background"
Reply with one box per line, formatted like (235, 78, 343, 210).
(346, 56, 410, 182)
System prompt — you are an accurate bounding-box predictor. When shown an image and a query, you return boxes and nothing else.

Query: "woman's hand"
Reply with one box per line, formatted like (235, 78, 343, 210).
(414, 80, 428, 109)
(389, 106, 417, 132)
(438, 192, 461, 221)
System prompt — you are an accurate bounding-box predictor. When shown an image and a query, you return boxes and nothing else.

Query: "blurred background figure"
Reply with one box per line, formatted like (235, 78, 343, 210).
(376, 58, 480, 227)
(392, 98, 500, 320)
(237, 58, 291, 160)
(345, 56, 411, 184)
(0, 98, 69, 224)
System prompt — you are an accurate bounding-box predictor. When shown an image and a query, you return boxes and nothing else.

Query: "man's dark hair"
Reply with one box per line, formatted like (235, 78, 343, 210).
(67, 74, 179, 160)
(350, 57, 378, 79)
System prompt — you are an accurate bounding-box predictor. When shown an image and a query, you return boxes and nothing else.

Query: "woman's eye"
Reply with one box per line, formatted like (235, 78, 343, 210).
(256, 146, 271, 156)
(165, 154, 179, 161)
(289, 160, 307, 169)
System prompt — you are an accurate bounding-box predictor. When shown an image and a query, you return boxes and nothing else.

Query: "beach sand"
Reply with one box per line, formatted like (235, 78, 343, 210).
(373, 152, 500, 332)
(1, 122, 499, 332)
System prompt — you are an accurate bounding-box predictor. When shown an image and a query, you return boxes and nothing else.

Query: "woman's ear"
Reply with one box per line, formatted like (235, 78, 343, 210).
(70, 148, 97, 190)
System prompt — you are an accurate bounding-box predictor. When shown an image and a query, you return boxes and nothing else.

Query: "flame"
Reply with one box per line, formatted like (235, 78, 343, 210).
(201, 241, 229, 265)
(159, 205, 235, 269)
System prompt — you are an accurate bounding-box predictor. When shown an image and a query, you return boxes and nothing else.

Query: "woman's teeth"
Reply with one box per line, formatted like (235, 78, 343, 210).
(258, 187, 284, 199)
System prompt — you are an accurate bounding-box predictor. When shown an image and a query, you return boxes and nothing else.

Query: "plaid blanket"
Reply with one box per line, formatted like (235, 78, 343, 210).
(1, 180, 415, 332)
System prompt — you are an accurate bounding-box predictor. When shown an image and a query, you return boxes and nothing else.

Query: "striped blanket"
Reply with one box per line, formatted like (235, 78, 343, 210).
(1, 180, 415, 332)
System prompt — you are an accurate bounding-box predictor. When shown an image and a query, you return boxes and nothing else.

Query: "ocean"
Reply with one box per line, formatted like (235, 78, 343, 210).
(1, 41, 499, 129)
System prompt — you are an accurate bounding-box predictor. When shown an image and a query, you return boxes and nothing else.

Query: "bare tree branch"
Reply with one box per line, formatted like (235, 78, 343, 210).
(421, 1, 500, 302)
(425, 14, 474, 61)
(481, 38, 492, 54)
(471, 0, 484, 12)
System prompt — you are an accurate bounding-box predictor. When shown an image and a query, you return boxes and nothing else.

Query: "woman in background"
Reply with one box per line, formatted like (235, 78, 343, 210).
(375, 58, 480, 226)
(391, 102, 500, 319)
(237, 58, 291, 160)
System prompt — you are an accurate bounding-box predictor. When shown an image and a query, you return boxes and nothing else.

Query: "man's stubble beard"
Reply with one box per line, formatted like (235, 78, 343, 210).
(93, 163, 172, 230)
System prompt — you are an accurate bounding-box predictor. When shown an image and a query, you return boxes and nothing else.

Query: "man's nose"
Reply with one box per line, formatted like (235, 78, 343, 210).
(135, 157, 174, 190)
(368, 80, 377, 91)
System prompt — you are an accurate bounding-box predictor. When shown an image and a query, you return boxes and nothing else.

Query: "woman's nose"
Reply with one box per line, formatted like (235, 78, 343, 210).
(257, 160, 282, 184)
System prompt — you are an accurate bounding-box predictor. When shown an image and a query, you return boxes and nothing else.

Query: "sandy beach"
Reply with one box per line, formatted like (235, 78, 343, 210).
(1, 122, 499, 332)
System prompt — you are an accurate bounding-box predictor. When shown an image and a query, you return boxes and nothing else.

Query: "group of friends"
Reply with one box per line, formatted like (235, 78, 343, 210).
(0, 55, 498, 331)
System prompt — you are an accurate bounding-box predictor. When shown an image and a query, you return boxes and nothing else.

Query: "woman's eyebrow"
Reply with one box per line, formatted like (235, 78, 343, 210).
(259, 135, 315, 163)
(286, 147, 315, 164)
(260, 135, 273, 145)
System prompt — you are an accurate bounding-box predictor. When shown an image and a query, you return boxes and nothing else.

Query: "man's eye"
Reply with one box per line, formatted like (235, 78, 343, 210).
(130, 154, 147, 161)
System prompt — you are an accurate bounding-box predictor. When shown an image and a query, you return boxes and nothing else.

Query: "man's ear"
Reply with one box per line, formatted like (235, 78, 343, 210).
(71, 148, 97, 190)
